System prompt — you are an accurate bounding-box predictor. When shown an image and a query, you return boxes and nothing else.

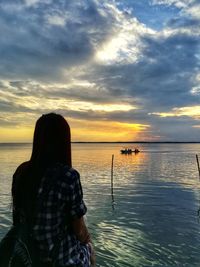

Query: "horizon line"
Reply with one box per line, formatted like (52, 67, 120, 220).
(1, 141, 200, 144)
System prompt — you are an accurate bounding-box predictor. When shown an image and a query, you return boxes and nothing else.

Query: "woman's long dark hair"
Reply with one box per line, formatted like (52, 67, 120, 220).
(30, 113, 71, 167)
(12, 113, 72, 224)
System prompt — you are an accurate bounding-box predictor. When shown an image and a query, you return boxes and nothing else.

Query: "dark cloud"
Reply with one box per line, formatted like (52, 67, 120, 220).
(0, 0, 117, 81)
(148, 114, 200, 141)
(1, 80, 128, 104)
(0, 100, 17, 113)
(81, 29, 200, 112)
(0, 98, 34, 113)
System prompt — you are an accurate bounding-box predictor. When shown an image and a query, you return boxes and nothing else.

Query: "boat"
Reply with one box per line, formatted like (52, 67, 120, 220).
(120, 148, 140, 154)
(134, 148, 140, 153)
(121, 148, 132, 154)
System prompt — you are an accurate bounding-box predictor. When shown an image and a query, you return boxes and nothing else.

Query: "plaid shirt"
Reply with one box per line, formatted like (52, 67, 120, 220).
(33, 164, 90, 266)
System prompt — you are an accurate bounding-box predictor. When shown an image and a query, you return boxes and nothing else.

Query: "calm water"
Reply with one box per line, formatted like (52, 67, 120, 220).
(1, 143, 200, 266)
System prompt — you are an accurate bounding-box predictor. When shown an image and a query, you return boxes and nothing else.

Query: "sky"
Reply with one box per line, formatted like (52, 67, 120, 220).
(0, 0, 200, 142)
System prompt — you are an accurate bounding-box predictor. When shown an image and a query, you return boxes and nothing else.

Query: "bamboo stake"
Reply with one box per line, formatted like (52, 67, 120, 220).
(196, 154, 200, 180)
(196, 154, 200, 218)
(111, 154, 115, 209)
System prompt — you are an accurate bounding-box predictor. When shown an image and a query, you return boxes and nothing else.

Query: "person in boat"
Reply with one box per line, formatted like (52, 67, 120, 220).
(12, 113, 95, 267)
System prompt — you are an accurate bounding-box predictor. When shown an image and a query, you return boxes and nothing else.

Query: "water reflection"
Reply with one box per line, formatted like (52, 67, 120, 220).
(73, 144, 200, 266)
(0, 144, 32, 239)
(86, 179, 200, 266)
(1, 143, 200, 266)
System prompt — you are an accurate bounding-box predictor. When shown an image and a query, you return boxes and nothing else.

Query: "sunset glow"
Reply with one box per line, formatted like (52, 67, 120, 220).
(70, 119, 151, 142)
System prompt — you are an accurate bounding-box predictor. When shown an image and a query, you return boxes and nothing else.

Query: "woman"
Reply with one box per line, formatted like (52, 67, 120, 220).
(12, 113, 95, 267)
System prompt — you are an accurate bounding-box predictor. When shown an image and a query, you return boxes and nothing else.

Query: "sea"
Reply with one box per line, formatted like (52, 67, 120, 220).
(1, 143, 200, 267)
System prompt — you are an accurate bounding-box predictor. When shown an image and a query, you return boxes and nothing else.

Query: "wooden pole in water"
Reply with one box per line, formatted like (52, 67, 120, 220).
(111, 154, 115, 208)
(196, 154, 200, 180)
(196, 154, 200, 218)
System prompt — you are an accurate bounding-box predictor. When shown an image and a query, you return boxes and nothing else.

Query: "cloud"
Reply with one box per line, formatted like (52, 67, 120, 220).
(151, 0, 195, 9)
(46, 14, 66, 26)
(0, 0, 200, 141)
(24, 0, 42, 7)
(150, 106, 200, 119)
(84, 23, 200, 112)
(0, 0, 121, 81)
(184, 2, 200, 19)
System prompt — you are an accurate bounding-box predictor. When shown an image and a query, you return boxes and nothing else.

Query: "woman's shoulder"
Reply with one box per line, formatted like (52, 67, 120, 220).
(13, 161, 30, 178)
(57, 163, 79, 178)
(46, 163, 80, 181)
(12, 161, 31, 191)
(51, 163, 80, 185)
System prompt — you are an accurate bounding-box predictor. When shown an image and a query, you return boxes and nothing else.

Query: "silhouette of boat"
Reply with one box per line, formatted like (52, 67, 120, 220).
(120, 148, 140, 154)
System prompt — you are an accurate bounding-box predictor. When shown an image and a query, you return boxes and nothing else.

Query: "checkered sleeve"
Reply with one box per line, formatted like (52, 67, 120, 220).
(68, 170, 87, 219)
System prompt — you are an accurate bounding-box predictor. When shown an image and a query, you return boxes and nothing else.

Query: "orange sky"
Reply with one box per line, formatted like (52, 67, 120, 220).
(0, 117, 152, 142)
